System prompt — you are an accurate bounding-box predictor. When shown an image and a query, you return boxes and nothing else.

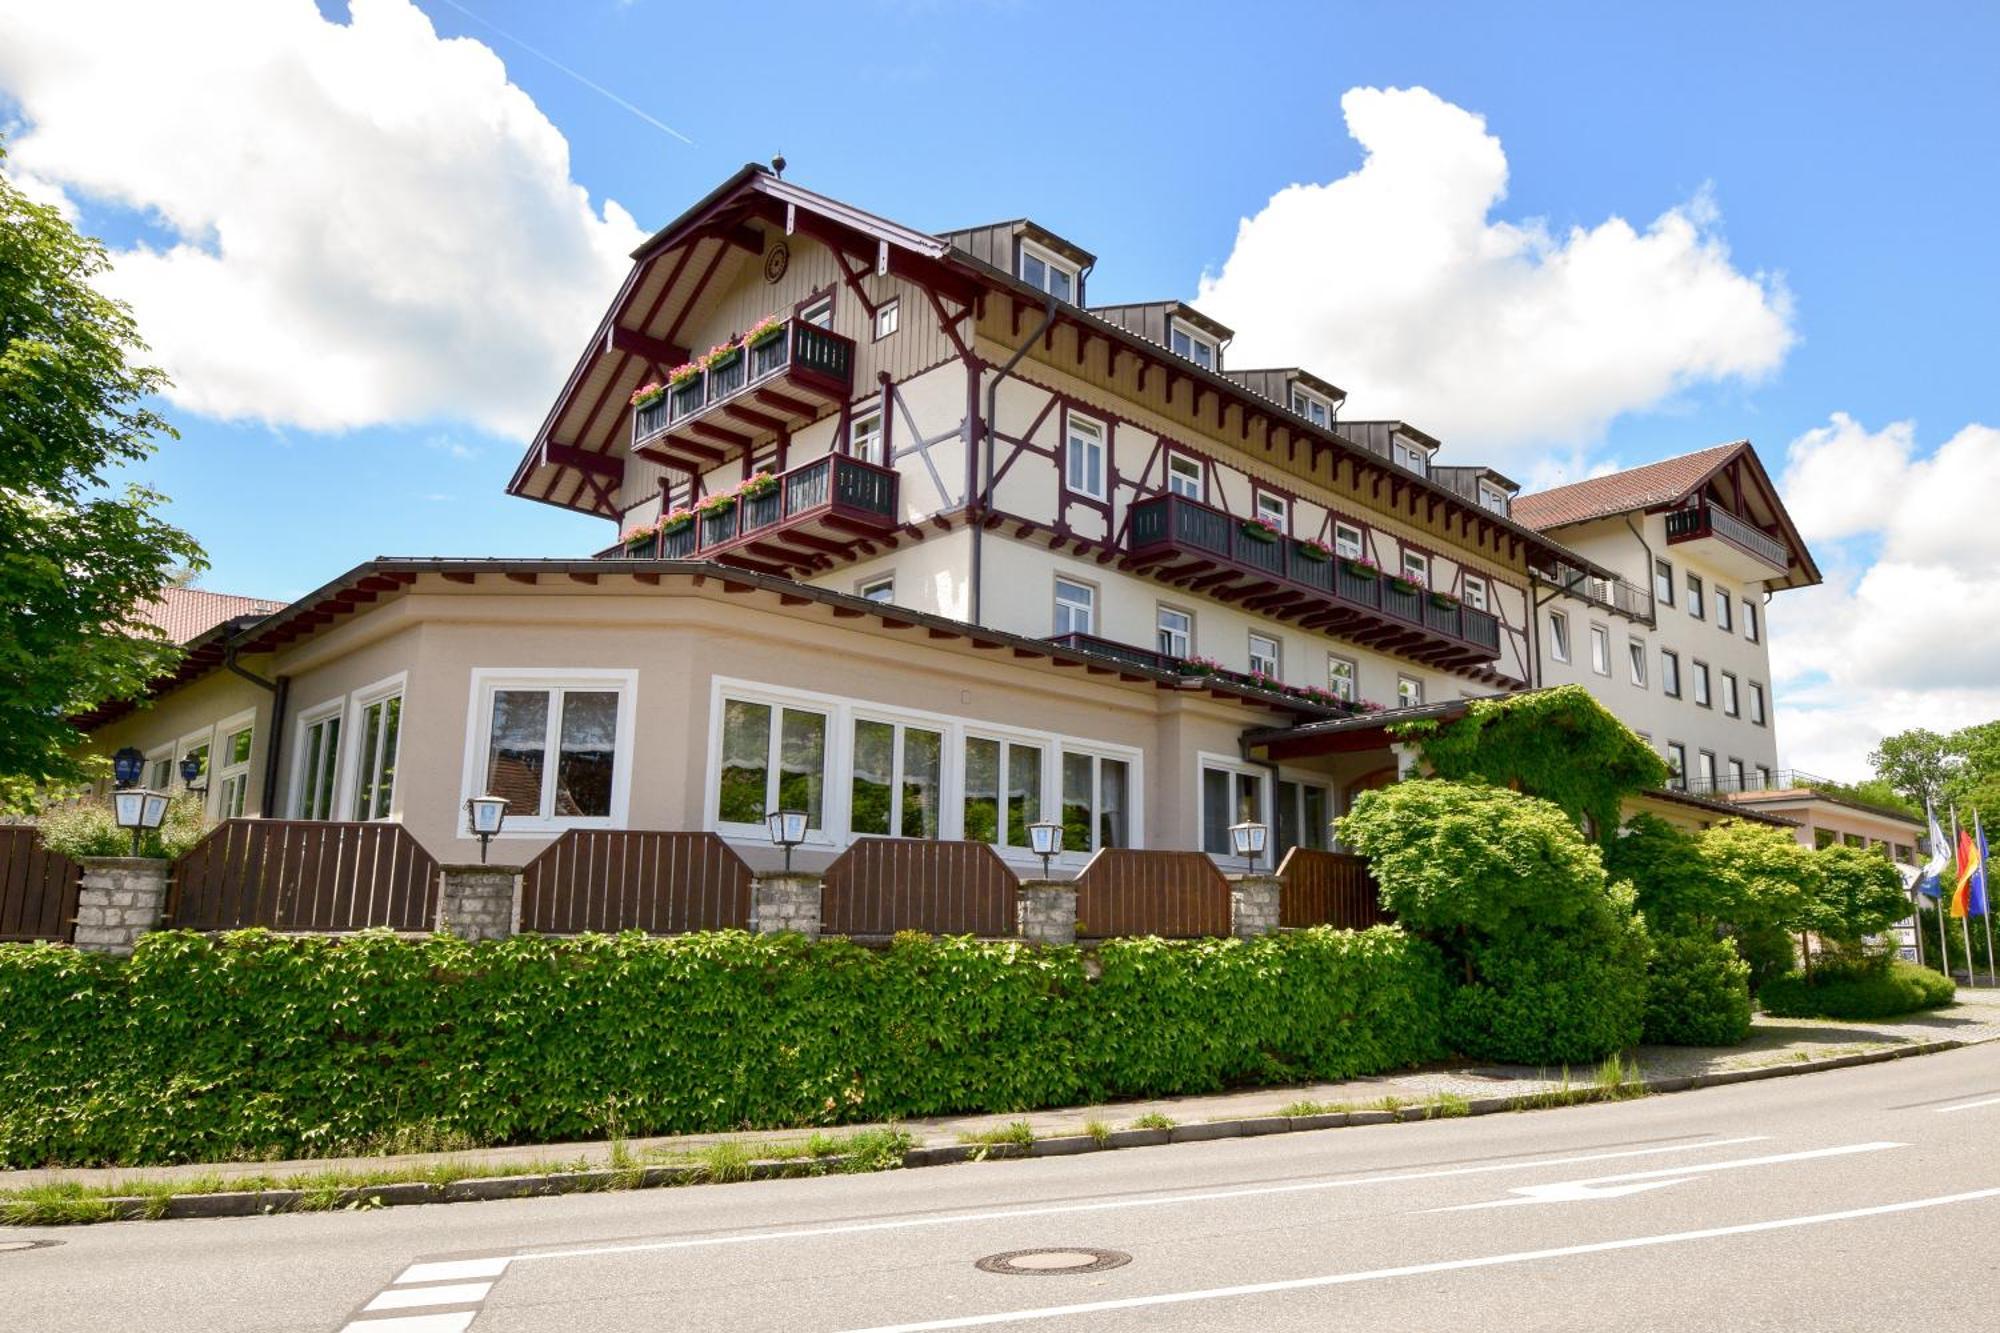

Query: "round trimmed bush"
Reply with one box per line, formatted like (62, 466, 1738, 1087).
(1447, 915, 1648, 1065)
(1759, 959, 1956, 1020)
(1644, 933, 1752, 1045)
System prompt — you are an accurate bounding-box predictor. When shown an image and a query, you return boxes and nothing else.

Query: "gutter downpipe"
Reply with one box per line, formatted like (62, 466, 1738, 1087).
(1624, 514, 1660, 627)
(224, 643, 287, 819)
(971, 291, 1057, 627)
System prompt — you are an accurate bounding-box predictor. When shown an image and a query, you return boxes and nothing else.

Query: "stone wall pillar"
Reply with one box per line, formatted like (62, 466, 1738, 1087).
(1018, 880, 1077, 946)
(437, 864, 521, 942)
(74, 858, 171, 955)
(751, 872, 822, 938)
(1228, 873, 1283, 939)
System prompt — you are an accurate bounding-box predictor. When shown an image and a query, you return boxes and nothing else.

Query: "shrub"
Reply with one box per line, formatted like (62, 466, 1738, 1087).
(1445, 909, 1649, 1065)
(1699, 820, 1820, 934)
(1733, 922, 1800, 993)
(1759, 959, 1956, 1020)
(0, 926, 1450, 1169)
(1644, 933, 1752, 1045)
(1806, 845, 1914, 947)
(1606, 814, 1721, 931)
(35, 793, 209, 861)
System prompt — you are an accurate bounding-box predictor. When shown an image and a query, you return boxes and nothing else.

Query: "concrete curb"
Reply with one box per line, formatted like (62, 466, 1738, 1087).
(28, 1036, 1974, 1226)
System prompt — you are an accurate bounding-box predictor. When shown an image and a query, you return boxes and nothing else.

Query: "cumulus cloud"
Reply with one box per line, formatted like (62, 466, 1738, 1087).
(1196, 87, 1795, 465)
(0, 0, 645, 438)
(1772, 416, 2000, 773)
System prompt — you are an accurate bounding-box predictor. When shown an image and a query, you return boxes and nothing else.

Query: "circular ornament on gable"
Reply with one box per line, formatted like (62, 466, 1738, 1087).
(764, 241, 791, 284)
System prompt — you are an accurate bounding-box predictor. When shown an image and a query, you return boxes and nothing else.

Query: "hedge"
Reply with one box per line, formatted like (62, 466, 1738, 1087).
(0, 926, 1451, 1169)
(1643, 933, 1753, 1046)
(1759, 960, 1957, 1021)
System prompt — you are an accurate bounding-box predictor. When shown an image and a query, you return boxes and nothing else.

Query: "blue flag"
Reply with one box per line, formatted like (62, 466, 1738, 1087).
(1916, 802, 1949, 898)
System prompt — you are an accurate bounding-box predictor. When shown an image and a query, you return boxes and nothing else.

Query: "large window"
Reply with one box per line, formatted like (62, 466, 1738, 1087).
(1275, 779, 1331, 858)
(1697, 750, 1717, 790)
(1018, 241, 1077, 302)
(1333, 521, 1364, 560)
(295, 707, 341, 820)
(1166, 454, 1202, 500)
(1062, 751, 1130, 853)
(1053, 577, 1095, 636)
(1397, 675, 1424, 708)
(482, 684, 626, 823)
(1157, 605, 1192, 658)
(718, 698, 828, 831)
(1549, 610, 1572, 663)
(1169, 319, 1216, 370)
(1291, 387, 1332, 426)
(1201, 763, 1266, 859)
(1727, 758, 1746, 791)
(1328, 655, 1358, 702)
(1065, 414, 1105, 499)
(963, 737, 1042, 849)
(1254, 491, 1288, 534)
(849, 410, 884, 466)
(352, 689, 402, 821)
(851, 718, 943, 839)
(215, 719, 255, 819)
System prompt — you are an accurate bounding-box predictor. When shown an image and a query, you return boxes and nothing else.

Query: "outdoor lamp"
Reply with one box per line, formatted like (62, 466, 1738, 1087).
(1227, 820, 1268, 873)
(112, 788, 170, 858)
(766, 809, 809, 873)
(111, 746, 145, 789)
(465, 794, 509, 864)
(178, 752, 206, 794)
(1028, 821, 1063, 878)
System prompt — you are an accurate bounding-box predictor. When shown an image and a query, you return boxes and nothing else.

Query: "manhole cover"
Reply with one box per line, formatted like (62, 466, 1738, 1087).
(975, 1247, 1131, 1276)
(0, 1240, 61, 1254)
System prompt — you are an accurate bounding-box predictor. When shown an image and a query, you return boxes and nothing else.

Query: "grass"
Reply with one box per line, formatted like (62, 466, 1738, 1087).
(1277, 1099, 1354, 1118)
(1083, 1119, 1114, 1146)
(1371, 1095, 1406, 1113)
(957, 1120, 1036, 1151)
(1424, 1092, 1472, 1119)
(1127, 1113, 1176, 1131)
(1509, 1054, 1648, 1111)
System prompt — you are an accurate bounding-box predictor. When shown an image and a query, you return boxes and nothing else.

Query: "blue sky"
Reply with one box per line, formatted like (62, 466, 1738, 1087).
(3, 0, 1996, 773)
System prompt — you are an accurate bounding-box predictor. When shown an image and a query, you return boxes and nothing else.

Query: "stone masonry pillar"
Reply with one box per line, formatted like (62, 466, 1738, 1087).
(751, 872, 823, 939)
(1228, 873, 1283, 939)
(74, 857, 171, 955)
(437, 864, 521, 942)
(1017, 879, 1077, 946)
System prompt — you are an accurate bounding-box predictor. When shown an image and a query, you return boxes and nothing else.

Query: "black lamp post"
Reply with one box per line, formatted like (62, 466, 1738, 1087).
(1228, 820, 1268, 874)
(465, 795, 508, 864)
(1028, 821, 1063, 878)
(766, 809, 809, 873)
(112, 787, 170, 858)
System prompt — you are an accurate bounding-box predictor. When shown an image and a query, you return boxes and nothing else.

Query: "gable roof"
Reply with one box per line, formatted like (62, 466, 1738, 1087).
(137, 586, 286, 644)
(1511, 441, 1744, 530)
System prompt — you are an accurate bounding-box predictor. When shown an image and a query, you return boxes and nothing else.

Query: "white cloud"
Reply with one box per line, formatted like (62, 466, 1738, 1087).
(0, 0, 645, 438)
(1195, 87, 1795, 466)
(1772, 417, 2000, 774)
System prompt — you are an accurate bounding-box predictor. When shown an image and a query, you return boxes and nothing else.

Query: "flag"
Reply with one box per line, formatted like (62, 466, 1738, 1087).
(1973, 812, 1991, 918)
(1917, 802, 1949, 897)
(1952, 816, 1979, 919)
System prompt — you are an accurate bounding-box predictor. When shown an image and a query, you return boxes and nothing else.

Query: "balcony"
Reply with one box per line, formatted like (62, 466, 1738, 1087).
(631, 319, 856, 472)
(1544, 562, 1655, 624)
(616, 454, 899, 573)
(1664, 500, 1790, 580)
(1124, 493, 1509, 677)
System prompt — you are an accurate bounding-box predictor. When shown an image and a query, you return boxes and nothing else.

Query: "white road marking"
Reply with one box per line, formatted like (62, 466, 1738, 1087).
(507, 1136, 1769, 1268)
(337, 1314, 476, 1333)
(364, 1282, 494, 1311)
(839, 1186, 2000, 1332)
(1935, 1095, 2000, 1114)
(1433, 1140, 1907, 1212)
(395, 1258, 512, 1284)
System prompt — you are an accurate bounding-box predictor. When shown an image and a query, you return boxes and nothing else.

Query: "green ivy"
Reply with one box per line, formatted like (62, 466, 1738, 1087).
(0, 927, 1450, 1169)
(1390, 685, 1668, 838)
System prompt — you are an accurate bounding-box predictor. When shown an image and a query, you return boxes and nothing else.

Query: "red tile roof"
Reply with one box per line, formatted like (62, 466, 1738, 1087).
(1512, 441, 1745, 531)
(137, 586, 287, 644)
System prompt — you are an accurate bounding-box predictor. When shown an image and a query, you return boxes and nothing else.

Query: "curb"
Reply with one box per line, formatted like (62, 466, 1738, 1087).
(19, 1036, 1974, 1226)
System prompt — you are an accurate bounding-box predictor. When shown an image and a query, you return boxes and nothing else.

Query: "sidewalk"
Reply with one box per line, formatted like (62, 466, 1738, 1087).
(9, 990, 1999, 1193)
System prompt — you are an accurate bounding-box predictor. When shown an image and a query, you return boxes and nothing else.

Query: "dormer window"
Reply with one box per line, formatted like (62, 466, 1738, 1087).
(1168, 319, 1216, 371)
(1392, 439, 1430, 477)
(1290, 387, 1333, 427)
(1477, 481, 1509, 515)
(1018, 241, 1077, 303)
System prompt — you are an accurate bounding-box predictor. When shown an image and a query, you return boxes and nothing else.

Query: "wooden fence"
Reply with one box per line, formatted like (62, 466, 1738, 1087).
(1072, 849, 1232, 939)
(168, 820, 440, 932)
(820, 838, 1019, 937)
(1278, 848, 1391, 930)
(520, 830, 751, 934)
(0, 826, 83, 943)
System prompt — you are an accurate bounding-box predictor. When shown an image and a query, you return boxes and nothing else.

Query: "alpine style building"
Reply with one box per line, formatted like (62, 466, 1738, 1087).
(77, 165, 1826, 868)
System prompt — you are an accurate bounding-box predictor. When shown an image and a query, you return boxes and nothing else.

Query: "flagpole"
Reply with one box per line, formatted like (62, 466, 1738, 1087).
(1978, 810, 1996, 988)
(1952, 806, 1966, 983)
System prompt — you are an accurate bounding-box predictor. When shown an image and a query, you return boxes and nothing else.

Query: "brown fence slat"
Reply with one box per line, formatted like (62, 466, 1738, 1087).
(519, 830, 751, 934)
(819, 838, 1019, 937)
(167, 820, 439, 932)
(1071, 849, 1231, 938)
(0, 826, 82, 943)
(1277, 848, 1391, 930)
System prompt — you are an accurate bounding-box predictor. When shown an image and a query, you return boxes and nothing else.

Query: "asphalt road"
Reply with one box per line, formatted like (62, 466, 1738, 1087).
(9, 1044, 2000, 1332)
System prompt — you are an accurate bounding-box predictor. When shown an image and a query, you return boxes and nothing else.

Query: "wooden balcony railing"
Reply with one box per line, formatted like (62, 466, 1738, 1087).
(1664, 500, 1789, 574)
(615, 453, 898, 568)
(1126, 493, 1507, 673)
(631, 318, 855, 471)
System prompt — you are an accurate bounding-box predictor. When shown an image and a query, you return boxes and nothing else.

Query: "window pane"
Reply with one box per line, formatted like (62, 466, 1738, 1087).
(1202, 768, 1232, 855)
(900, 727, 943, 838)
(487, 689, 549, 817)
(778, 709, 827, 830)
(1062, 752, 1094, 853)
(554, 690, 618, 817)
(1049, 265, 1072, 302)
(719, 700, 772, 824)
(1302, 786, 1329, 851)
(964, 737, 1001, 844)
(314, 719, 339, 819)
(1099, 759, 1129, 849)
(851, 719, 895, 836)
(228, 728, 253, 765)
(372, 698, 400, 818)
(1007, 743, 1041, 848)
(1276, 780, 1300, 856)
(1022, 253, 1045, 288)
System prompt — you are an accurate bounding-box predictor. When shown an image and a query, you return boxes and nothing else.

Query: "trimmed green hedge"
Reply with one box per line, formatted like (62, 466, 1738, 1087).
(1644, 934, 1753, 1046)
(1758, 960, 1957, 1020)
(0, 926, 1450, 1169)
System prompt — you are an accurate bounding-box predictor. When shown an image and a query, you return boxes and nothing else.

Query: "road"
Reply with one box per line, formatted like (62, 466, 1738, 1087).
(8, 1043, 2000, 1332)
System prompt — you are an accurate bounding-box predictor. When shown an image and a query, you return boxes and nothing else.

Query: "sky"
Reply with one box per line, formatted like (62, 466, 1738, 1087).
(1, 0, 1996, 780)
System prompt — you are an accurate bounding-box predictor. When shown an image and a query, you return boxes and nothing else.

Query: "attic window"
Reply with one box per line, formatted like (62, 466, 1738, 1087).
(1168, 319, 1216, 371)
(1477, 481, 1509, 515)
(1018, 240, 1077, 303)
(1290, 386, 1333, 427)
(1392, 438, 1430, 477)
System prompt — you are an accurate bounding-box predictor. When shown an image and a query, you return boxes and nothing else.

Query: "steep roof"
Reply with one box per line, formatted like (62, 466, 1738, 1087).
(1510, 442, 1745, 530)
(137, 586, 286, 644)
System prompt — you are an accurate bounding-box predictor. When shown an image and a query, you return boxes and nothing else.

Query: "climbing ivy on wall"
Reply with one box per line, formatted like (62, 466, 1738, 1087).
(1388, 685, 1668, 839)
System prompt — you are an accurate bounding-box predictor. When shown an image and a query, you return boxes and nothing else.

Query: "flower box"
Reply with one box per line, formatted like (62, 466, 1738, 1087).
(1389, 576, 1424, 596)
(745, 316, 784, 348)
(659, 509, 694, 535)
(1240, 518, 1282, 544)
(629, 381, 666, 410)
(1341, 557, 1380, 580)
(621, 524, 658, 552)
(696, 493, 738, 516)
(1429, 592, 1461, 611)
(737, 471, 778, 500)
(702, 342, 741, 371)
(1296, 538, 1333, 563)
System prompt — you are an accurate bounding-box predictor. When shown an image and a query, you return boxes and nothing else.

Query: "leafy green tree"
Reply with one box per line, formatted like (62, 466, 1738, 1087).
(1869, 727, 1955, 811)
(1, 143, 205, 806)
(1698, 819, 1821, 938)
(1605, 814, 1722, 931)
(1806, 844, 1915, 950)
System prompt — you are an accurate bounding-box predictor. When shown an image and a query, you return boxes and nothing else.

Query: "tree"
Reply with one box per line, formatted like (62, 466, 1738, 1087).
(1806, 844, 1915, 954)
(1605, 813, 1723, 931)
(0, 143, 205, 806)
(1698, 820, 1820, 935)
(1868, 728, 1955, 812)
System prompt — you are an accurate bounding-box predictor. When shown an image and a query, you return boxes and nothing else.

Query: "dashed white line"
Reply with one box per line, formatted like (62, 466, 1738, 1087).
(364, 1282, 495, 1311)
(1935, 1095, 2000, 1114)
(396, 1258, 512, 1284)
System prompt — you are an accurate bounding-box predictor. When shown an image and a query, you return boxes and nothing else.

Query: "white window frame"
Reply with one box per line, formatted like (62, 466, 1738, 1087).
(1327, 654, 1358, 702)
(1168, 318, 1217, 370)
(848, 712, 951, 842)
(1397, 675, 1424, 708)
(1156, 604, 1193, 658)
(1627, 637, 1648, 687)
(291, 696, 346, 820)
(1275, 769, 1335, 856)
(1549, 610, 1571, 663)
(1064, 412, 1106, 500)
(1333, 521, 1364, 560)
(144, 743, 174, 796)
(1254, 490, 1288, 534)
(1462, 576, 1488, 612)
(212, 707, 257, 820)
(1017, 239, 1078, 303)
(1392, 439, 1429, 476)
(1198, 751, 1273, 869)
(962, 733, 1050, 852)
(1401, 550, 1429, 585)
(1248, 632, 1281, 679)
(460, 668, 637, 836)
(348, 673, 406, 822)
(872, 298, 899, 341)
(1053, 576, 1096, 637)
(849, 409, 885, 466)
(175, 726, 216, 812)
(799, 294, 834, 328)
(857, 574, 895, 604)
(1589, 623, 1612, 677)
(1166, 453, 1203, 501)
(1477, 481, 1509, 515)
(1290, 385, 1333, 427)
